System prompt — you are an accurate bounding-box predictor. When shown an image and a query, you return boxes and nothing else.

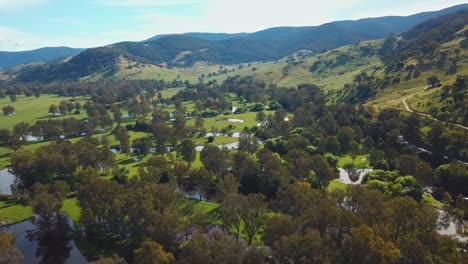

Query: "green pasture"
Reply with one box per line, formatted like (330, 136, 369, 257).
(0, 94, 88, 130)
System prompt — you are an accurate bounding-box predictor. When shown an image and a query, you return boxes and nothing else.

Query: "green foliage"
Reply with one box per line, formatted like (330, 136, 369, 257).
(435, 162, 468, 196)
(363, 170, 423, 200)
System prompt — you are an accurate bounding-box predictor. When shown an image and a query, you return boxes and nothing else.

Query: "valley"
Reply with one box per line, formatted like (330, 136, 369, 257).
(0, 3, 467, 264)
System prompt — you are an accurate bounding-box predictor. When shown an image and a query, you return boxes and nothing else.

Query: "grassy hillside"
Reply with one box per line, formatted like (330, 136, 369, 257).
(6, 5, 467, 84)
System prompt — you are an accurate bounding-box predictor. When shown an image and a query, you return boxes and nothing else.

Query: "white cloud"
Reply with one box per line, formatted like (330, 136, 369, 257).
(349, 0, 468, 19)
(0, 26, 44, 50)
(94, 0, 198, 7)
(1, 0, 466, 50)
(46, 18, 84, 26)
(0, 0, 48, 12)
(133, 0, 468, 35)
(134, 0, 366, 34)
(0, 24, 155, 51)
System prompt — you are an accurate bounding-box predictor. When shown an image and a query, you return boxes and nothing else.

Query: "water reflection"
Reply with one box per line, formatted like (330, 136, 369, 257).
(437, 210, 468, 241)
(0, 168, 15, 195)
(5, 214, 87, 264)
(337, 168, 373, 185)
(27, 213, 74, 264)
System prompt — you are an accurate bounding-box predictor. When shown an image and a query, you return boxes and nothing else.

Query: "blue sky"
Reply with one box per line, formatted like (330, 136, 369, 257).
(0, 0, 466, 51)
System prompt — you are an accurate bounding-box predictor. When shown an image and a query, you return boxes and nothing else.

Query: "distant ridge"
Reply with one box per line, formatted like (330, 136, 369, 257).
(8, 4, 468, 82)
(0, 47, 84, 68)
(145, 32, 250, 42)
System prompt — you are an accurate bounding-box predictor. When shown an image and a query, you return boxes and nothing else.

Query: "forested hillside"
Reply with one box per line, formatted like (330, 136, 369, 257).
(0, 47, 84, 68)
(5, 4, 467, 83)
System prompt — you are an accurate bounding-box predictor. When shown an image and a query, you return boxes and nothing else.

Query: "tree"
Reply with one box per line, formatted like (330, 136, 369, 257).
(132, 137, 153, 156)
(262, 215, 296, 246)
(238, 133, 260, 154)
(13, 122, 30, 142)
(66, 102, 75, 114)
(272, 229, 329, 264)
(310, 154, 336, 189)
(113, 126, 131, 155)
(241, 194, 268, 245)
(219, 193, 244, 241)
(30, 182, 68, 225)
(2, 105, 14, 116)
(189, 168, 215, 200)
(110, 104, 123, 126)
(133, 241, 175, 264)
(200, 145, 230, 177)
(427, 76, 441, 88)
(92, 255, 127, 264)
(0, 231, 23, 264)
(194, 116, 205, 134)
(256, 112, 266, 123)
(243, 246, 269, 264)
(435, 163, 468, 196)
(59, 100, 68, 115)
(184, 231, 245, 264)
(319, 136, 341, 155)
(454, 194, 465, 221)
(349, 141, 360, 165)
(344, 225, 400, 264)
(0, 129, 21, 152)
(27, 182, 73, 264)
(253, 148, 286, 198)
(216, 174, 239, 201)
(49, 104, 59, 115)
(362, 136, 374, 152)
(178, 139, 196, 165)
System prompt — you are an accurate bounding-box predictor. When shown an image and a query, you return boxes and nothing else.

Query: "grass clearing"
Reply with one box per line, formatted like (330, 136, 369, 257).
(337, 154, 370, 168)
(190, 111, 274, 133)
(0, 94, 88, 130)
(61, 198, 82, 223)
(328, 181, 348, 192)
(0, 198, 82, 224)
(0, 200, 32, 223)
(422, 193, 444, 209)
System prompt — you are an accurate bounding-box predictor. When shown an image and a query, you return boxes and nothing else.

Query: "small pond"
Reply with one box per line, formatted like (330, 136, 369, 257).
(336, 168, 373, 185)
(196, 142, 240, 152)
(0, 168, 15, 195)
(228, 119, 244, 123)
(437, 210, 468, 241)
(5, 215, 88, 264)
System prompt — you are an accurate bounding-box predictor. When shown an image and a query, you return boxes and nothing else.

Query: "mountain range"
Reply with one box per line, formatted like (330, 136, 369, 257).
(2, 4, 467, 83)
(0, 47, 84, 68)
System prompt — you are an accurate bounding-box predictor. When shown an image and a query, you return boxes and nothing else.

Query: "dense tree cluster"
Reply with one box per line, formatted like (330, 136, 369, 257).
(2, 73, 467, 263)
(265, 183, 465, 263)
(0, 79, 174, 105)
(9, 138, 114, 190)
(431, 75, 468, 125)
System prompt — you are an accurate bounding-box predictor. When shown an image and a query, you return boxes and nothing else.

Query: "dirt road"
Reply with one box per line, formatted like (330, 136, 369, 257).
(402, 98, 468, 130)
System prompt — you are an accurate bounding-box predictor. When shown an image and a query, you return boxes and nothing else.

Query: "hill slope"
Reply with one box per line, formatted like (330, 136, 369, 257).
(0, 47, 84, 68)
(145, 32, 250, 42)
(9, 4, 467, 83)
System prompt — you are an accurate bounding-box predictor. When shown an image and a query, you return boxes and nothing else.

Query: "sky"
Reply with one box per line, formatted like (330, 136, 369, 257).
(0, 0, 466, 51)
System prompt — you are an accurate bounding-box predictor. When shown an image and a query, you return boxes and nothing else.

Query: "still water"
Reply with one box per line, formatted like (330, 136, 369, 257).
(0, 168, 14, 195)
(5, 215, 88, 264)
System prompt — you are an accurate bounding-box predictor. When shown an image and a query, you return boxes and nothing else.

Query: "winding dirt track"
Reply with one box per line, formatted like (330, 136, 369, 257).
(402, 98, 468, 131)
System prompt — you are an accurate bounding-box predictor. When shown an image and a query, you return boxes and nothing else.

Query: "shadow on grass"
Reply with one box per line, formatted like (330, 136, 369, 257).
(118, 158, 139, 166)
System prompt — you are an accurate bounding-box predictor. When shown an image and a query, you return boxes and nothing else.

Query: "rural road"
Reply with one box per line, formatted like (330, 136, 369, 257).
(402, 98, 468, 131)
